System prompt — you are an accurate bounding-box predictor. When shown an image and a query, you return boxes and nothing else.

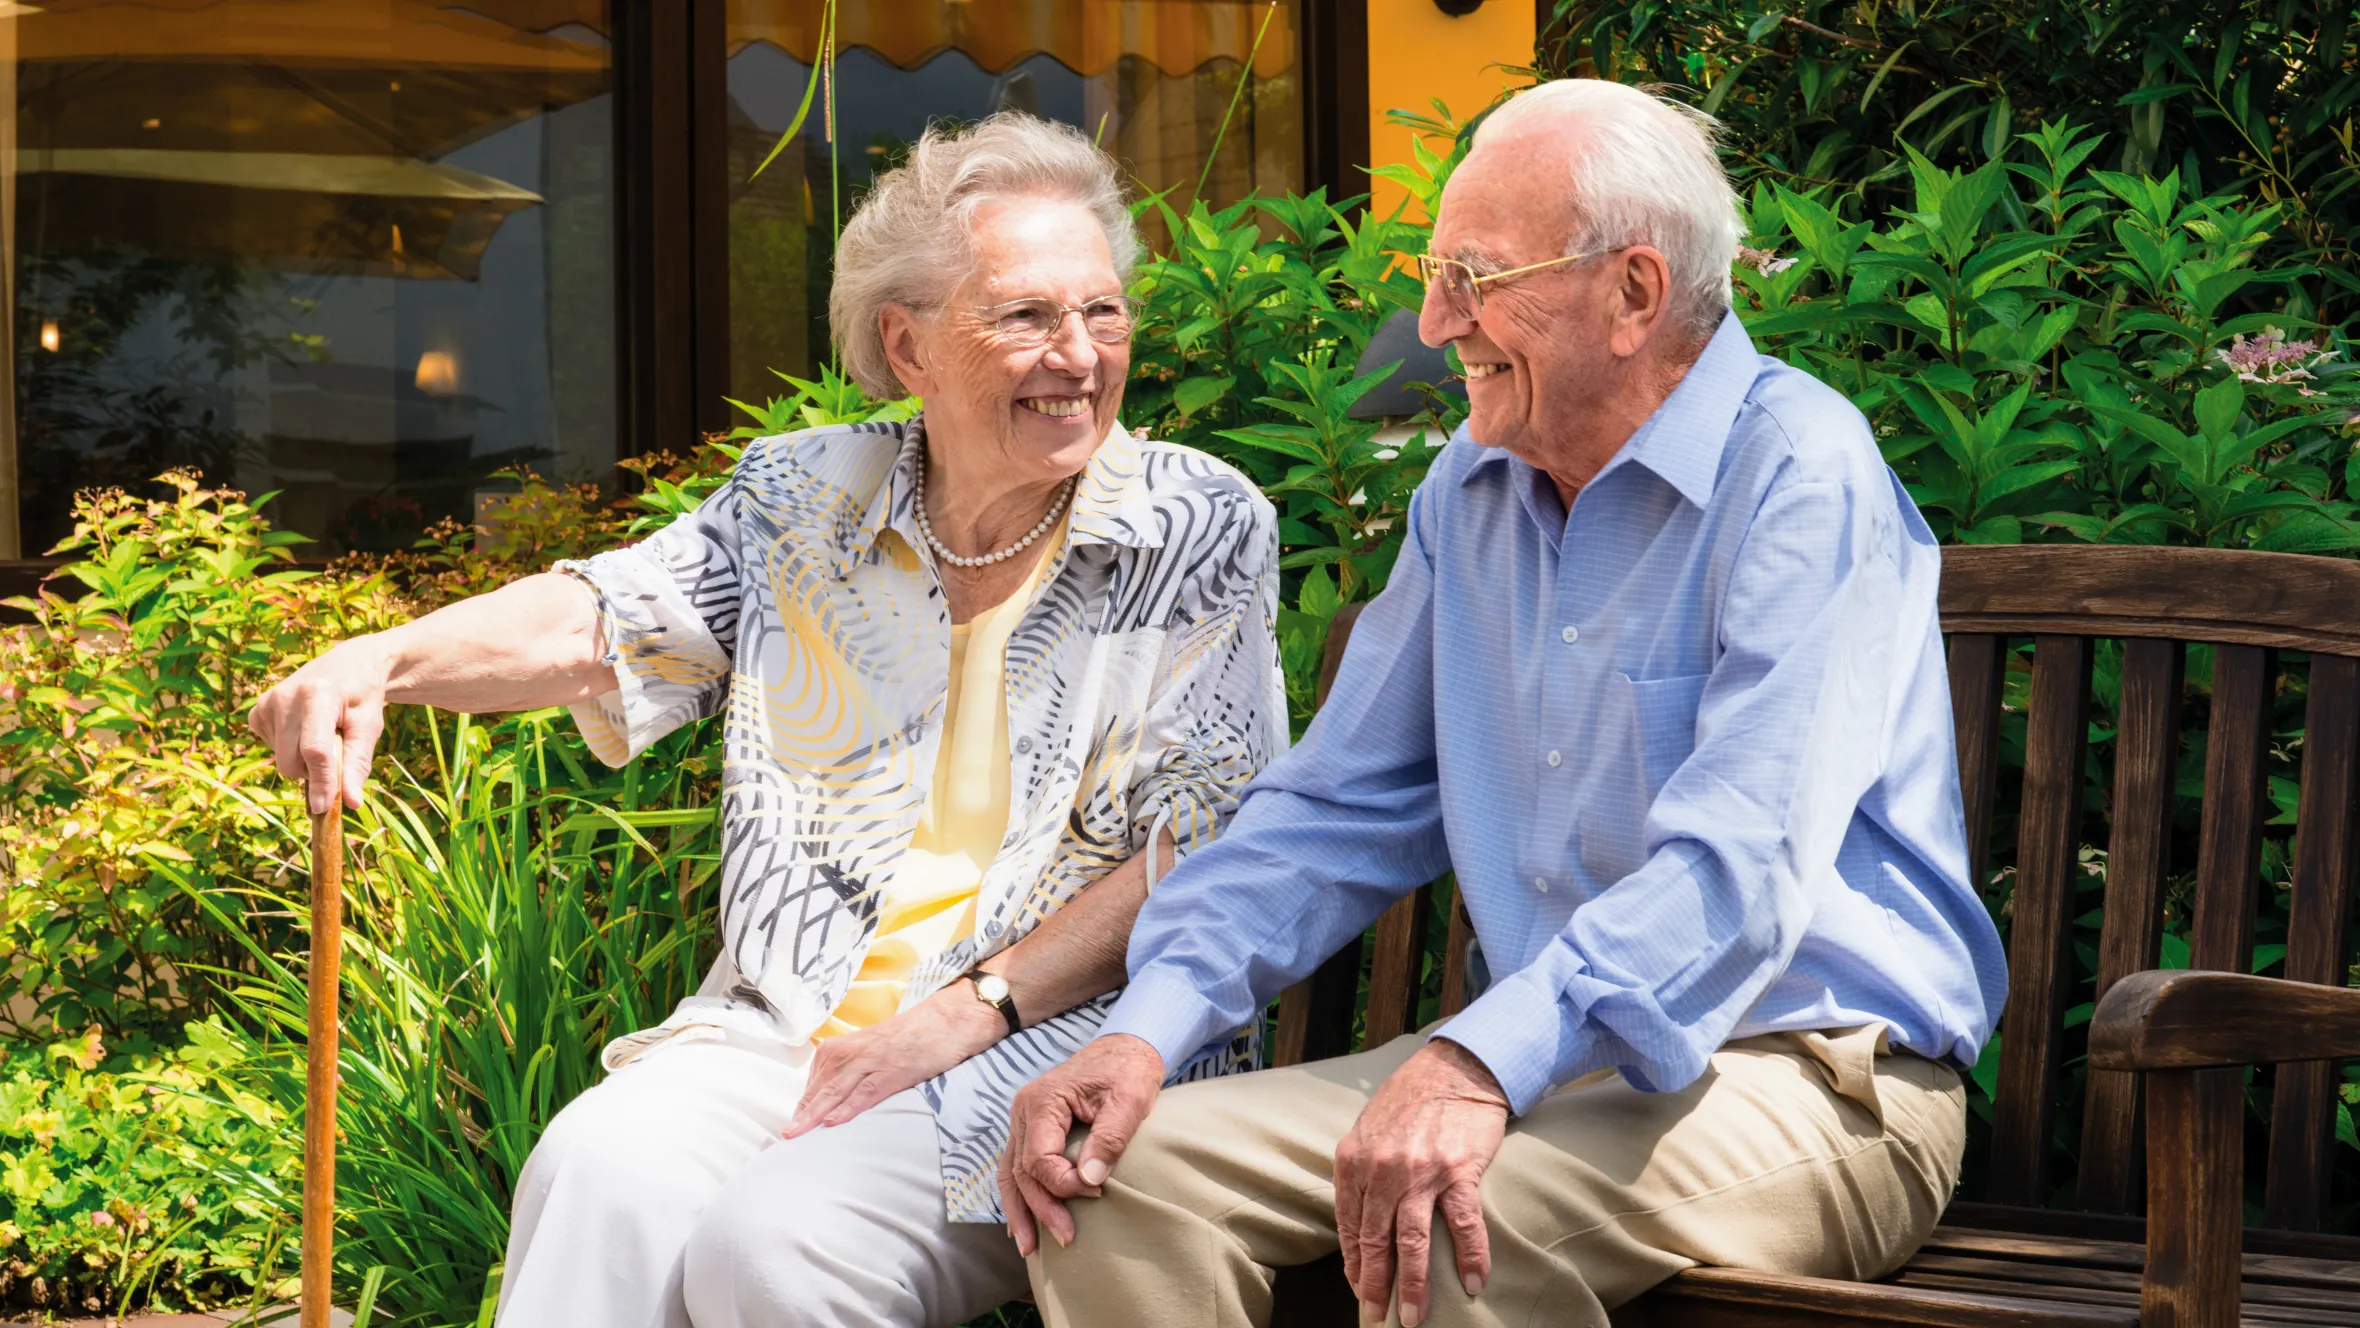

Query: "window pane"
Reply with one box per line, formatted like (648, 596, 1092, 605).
(6, 0, 615, 558)
(723, 0, 1301, 397)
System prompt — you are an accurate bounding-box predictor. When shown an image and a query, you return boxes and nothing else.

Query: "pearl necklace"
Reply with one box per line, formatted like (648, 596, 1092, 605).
(912, 450, 1074, 568)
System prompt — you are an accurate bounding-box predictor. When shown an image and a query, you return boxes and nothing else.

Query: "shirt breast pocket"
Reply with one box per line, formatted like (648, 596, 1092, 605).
(1610, 671, 1710, 801)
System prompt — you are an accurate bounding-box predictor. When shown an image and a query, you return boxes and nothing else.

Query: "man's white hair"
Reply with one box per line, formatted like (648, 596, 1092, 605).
(1475, 80, 1742, 341)
(830, 112, 1139, 398)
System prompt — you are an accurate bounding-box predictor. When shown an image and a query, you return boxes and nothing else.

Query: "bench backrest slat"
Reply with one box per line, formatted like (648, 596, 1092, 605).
(1363, 888, 1434, 1047)
(1438, 892, 1478, 1021)
(2190, 644, 2275, 973)
(1949, 633, 2008, 894)
(1271, 603, 1372, 1069)
(2266, 654, 2360, 1231)
(1987, 635, 2096, 1207)
(2077, 637, 2185, 1214)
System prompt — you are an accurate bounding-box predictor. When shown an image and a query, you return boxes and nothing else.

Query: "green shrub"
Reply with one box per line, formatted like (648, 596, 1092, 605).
(1553, 0, 2360, 323)
(0, 1024, 299, 1317)
(0, 475, 413, 1042)
(1124, 188, 1466, 726)
(1733, 121, 2359, 547)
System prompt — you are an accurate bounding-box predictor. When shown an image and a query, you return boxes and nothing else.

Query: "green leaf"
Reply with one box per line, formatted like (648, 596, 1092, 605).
(1904, 292, 1950, 334)
(2193, 377, 2246, 443)
(1955, 514, 2024, 544)
(1968, 1033, 2002, 1100)
(1980, 459, 2082, 507)
(2027, 511, 2109, 542)
(1171, 374, 1234, 418)
(748, 8, 832, 180)
(1211, 425, 1326, 465)
(2019, 305, 2082, 362)
(1298, 564, 1341, 619)
(2253, 512, 2360, 555)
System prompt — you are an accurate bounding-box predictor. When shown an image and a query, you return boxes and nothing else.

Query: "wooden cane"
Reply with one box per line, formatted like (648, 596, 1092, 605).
(302, 741, 344, 1328)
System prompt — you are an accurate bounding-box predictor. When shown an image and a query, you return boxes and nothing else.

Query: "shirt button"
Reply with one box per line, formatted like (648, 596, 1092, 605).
(1546, 749, 1562, 767)
(984, 920, 1004, 939)
(1015, 736, 1033, 755)
(1560, 625, 1580, 644)
(1534, 876, 1550, 892)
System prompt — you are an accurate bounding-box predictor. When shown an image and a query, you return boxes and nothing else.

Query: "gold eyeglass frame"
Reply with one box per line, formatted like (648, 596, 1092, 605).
(1415, 249, 1625, 319)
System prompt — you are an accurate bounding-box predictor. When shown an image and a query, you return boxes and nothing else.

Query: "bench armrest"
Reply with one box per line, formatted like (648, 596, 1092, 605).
(2087, 969, 2360, 1071)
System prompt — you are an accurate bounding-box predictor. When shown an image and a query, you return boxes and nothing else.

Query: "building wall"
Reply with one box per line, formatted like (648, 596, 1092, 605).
(1364, 0, 1534, 221)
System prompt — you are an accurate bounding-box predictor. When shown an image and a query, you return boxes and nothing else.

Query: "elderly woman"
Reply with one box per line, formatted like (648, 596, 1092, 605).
(248, 113, 1284, 1328)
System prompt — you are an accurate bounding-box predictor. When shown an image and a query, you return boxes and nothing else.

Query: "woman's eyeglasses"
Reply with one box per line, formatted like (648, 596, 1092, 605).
(1415, 249, 1623, 321)
(976, 295, 1138, 347)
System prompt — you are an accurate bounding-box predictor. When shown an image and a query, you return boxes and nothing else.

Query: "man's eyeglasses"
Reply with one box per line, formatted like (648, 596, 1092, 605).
(1415, 249, 1624, 321)
(975, 295, 1138, 347)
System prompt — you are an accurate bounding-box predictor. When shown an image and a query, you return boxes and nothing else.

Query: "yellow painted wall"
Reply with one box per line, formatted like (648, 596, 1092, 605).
(1364, 0, 1535, 221)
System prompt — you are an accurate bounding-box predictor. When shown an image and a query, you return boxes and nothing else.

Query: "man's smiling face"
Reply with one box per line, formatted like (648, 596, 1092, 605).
(1416, 119, 1612, 470)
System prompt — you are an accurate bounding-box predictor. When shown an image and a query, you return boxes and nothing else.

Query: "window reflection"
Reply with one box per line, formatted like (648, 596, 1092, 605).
(6, 0, 615, 557)
(723, 0, 1302, 401)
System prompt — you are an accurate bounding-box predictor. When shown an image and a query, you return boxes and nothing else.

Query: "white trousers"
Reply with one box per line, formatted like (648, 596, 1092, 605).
(497, 1031, 1029, 1328)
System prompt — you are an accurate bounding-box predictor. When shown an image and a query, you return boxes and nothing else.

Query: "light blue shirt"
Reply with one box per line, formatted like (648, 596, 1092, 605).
(1100, 312, 2009, 1114)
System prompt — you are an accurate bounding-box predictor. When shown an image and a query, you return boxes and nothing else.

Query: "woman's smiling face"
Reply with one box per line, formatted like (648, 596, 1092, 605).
(900, 197, 1131, 485)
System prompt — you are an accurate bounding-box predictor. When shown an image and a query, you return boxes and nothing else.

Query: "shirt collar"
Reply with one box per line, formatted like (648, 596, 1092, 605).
(834, 413, 1163, 578)
(1459, 308, 1760, 511)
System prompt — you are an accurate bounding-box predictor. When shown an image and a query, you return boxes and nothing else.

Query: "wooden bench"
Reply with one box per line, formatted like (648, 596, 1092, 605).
(1268, 544, 2360, 1327)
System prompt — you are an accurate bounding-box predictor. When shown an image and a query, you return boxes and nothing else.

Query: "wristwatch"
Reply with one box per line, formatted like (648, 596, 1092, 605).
(962, 966, 1022, 1036)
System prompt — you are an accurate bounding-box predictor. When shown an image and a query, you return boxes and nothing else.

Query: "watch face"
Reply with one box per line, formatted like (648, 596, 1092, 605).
(976, 973, 1011, 1003)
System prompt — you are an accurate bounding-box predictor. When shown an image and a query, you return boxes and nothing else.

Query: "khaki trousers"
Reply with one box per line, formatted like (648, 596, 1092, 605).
(1029, 1026, 1964, 1328)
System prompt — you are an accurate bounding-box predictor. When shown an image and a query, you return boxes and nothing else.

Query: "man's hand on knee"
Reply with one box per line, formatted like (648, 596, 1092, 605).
(1000, 1033, 1165, 1257)
(1334, 1037, 1509, 1327)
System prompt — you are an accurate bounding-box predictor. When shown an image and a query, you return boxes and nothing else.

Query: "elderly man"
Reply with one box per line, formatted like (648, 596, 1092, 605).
(1002, 79, 2008, 1328)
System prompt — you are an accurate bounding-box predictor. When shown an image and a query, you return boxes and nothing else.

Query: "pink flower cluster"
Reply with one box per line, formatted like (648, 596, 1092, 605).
(1735, 245, 1798, 276)
(2212, 326, 2330, 387)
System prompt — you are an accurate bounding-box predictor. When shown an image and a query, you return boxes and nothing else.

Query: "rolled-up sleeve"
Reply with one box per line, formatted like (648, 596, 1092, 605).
(554, 488, 743, 767)
(1123, 486, 1291, 860)
(1436, 473, 1902, 1113)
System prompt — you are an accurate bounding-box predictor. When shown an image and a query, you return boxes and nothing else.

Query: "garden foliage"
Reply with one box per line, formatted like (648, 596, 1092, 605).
(1550, 0, 2360, 323)
(3, 92, 2360, 1322)
(0, 1024, 299, 1317)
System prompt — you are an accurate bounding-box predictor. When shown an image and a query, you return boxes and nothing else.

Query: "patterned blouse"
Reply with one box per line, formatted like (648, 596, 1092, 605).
(556, 416, 1287, 1221)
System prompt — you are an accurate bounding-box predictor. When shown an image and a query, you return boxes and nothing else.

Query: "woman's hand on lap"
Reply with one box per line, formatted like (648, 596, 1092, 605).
(783, 982, 1008, 1138)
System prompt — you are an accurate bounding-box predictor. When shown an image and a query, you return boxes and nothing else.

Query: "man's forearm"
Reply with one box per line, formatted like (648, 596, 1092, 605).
(984, 831, 1174, 1025)
(377, 571, 616, 714)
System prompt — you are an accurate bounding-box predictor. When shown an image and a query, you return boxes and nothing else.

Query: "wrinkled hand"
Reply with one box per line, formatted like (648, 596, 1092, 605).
(784, 982, 1006, 1138)
(998, 1033, 1165, 1256)
(1334, 1038, 1510, 1328)
(248, 636, 393, 813)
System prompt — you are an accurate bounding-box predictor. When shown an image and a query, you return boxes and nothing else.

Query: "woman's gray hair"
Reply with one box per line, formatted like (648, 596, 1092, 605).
(829, 112, 1140, 398)
(1476, 80, 1743, 342)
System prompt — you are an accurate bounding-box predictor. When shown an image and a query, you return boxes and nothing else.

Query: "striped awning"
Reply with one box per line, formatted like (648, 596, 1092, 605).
(729, 0, 1297, 79)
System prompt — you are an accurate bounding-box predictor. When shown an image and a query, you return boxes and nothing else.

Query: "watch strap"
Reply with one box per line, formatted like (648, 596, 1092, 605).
(962, 966, 1022, 1037)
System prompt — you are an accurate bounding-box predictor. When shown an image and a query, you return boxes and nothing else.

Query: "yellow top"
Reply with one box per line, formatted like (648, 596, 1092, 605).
(813, 533, 1059, 1038)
